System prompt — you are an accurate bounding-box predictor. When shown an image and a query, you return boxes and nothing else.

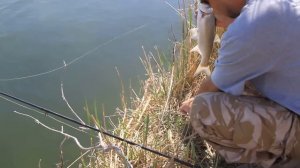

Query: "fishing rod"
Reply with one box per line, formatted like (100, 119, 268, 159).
(0, 91, 199, 168)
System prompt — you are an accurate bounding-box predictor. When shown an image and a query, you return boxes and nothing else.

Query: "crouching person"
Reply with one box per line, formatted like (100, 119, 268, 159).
(180, 0, 300, 167)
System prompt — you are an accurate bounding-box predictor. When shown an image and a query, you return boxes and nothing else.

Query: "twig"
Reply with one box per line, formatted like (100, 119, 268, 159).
(131, 88, 140, 101)
(59, 137, 67, 168)
(0, 94, 88, 133)
(103, 145, 133, 168)
(61, 83, 86, 125)
(164, 66, 175, 111)
(107, 116, 117, 129)
(115, 107, 126, 117)
(14, 110, 102, 150)
(95, 124, 106, 147)
(14, 110, 133, 168)
(38, 159, 42, 168)
(66, 150, 90, 168)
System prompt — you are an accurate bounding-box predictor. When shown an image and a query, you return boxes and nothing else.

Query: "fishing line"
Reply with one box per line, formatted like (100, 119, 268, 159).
(0, 91, 198, 168)
(0, 23, 148, 82)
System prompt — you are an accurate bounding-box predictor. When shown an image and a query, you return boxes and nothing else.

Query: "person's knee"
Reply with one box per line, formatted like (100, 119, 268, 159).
(190, 92, 224, 119)
(190, 93, 211, 118)
(190, 92, 234, 138)
(190, 92, 224, 131)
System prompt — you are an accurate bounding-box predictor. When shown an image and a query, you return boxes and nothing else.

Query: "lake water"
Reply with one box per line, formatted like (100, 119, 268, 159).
(0, 0, 180, 167)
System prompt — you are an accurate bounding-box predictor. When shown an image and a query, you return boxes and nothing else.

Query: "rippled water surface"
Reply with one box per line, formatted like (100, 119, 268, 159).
(0, 0, 180, 167)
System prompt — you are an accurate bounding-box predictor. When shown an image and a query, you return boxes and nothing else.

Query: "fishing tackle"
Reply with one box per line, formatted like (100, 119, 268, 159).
(0, 92, 200, 168)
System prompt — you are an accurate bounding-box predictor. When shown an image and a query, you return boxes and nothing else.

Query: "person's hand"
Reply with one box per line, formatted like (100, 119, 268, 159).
(179, 97, 195, 115)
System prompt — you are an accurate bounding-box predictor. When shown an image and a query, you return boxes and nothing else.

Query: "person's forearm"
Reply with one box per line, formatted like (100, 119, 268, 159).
(196, 76, 220, 95)
(180, 76, 219, 114)
(180, 76, 220, 114)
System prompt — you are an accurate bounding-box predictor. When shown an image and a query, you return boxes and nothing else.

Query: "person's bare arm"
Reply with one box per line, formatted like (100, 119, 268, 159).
(195, 76, 220, 95)
(180, 76, 220, 114)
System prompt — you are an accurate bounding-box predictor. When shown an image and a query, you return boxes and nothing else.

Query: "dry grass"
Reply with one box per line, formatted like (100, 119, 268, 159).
(89, 19, 233, 168)
(85, 1, 246, 168)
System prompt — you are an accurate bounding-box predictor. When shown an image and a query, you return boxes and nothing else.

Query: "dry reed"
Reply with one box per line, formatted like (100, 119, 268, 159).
(88, 1, 243, 168)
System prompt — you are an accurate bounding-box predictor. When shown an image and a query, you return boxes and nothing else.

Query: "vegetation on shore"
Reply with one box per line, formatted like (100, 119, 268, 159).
(80, 1, 242, 168)
(80, 1, 236, 168)
(5, 1, 262, 168)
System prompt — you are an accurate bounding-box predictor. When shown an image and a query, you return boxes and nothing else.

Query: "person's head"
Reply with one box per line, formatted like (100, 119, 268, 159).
(203, 0, 246, 28)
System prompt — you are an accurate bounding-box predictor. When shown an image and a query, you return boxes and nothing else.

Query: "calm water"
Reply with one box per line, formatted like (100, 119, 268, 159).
(0, 0, 180, 167)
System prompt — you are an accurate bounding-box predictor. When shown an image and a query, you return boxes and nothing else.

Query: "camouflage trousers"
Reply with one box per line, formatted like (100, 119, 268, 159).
(190, 92, 300, 168)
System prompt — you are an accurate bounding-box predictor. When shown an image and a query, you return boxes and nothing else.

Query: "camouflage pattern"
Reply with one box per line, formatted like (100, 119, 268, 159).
(190, 92, 300, 168)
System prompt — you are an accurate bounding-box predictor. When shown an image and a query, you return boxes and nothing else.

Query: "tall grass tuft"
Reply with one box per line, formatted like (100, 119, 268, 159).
(86, 1, 242, 167)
